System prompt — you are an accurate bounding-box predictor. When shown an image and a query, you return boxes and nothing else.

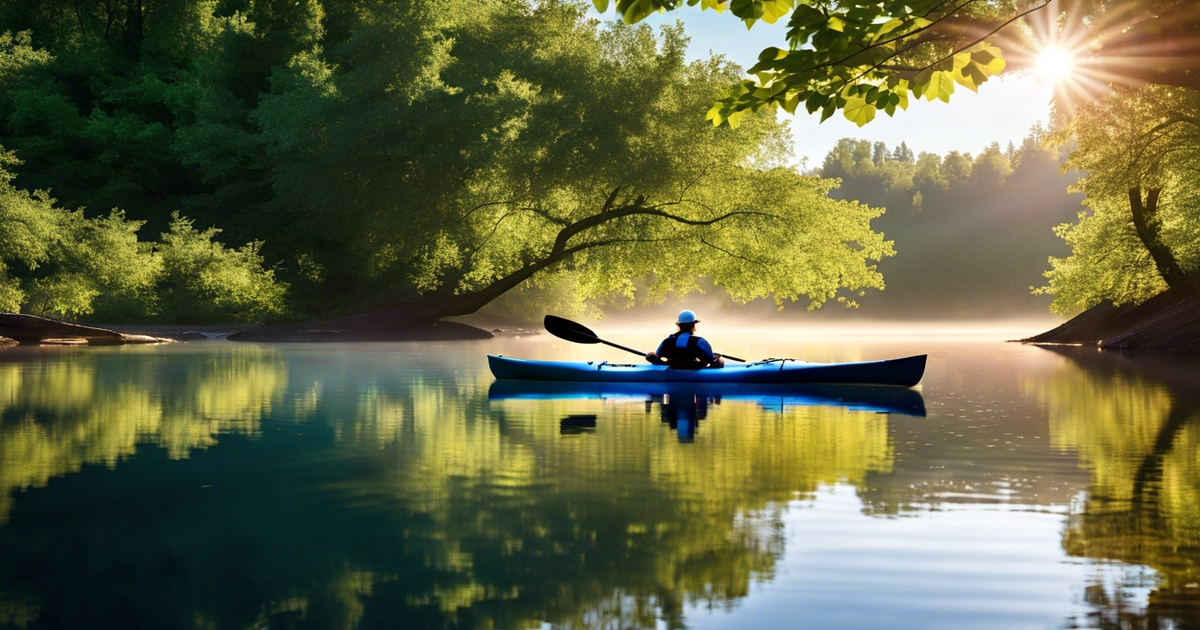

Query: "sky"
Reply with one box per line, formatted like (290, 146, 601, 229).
(593, 8, 1057, 168)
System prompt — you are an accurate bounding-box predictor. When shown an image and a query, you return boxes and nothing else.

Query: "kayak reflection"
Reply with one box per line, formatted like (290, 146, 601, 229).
(489, 380, 926, 418)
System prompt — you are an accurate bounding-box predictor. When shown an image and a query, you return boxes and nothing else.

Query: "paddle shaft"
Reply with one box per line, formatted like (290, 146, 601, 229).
(598, 338, 647, 357)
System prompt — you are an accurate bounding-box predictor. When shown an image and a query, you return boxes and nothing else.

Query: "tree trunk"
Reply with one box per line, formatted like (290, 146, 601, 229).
(335, 253, 565, 327)
(1128, 187, 1190, 289)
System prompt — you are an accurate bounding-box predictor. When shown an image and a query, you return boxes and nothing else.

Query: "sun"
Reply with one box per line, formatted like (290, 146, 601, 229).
(1036, 48, 1076, 83)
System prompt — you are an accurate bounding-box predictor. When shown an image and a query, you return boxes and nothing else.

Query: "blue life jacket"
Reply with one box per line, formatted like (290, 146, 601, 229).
(657, 332, 716, 368)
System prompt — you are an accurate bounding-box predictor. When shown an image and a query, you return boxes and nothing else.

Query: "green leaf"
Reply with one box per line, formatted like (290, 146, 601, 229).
(869, 17, 904, 44)
(758, 47, 787, 62)
(971, 49, 996, 66)
(843, 96, 876, 127)
(760, 0, 795, 25)
(820, 101, 837, 122)
(928, 70, 954, 103)
(592, 0, 610, 12)
(782, 92, 800, 113)
(805, 92, 827, 113)
(705, 102, 726, 126)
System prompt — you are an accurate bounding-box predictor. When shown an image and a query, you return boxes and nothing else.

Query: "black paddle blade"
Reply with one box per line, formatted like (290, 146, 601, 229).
(544, 315, 601, 344)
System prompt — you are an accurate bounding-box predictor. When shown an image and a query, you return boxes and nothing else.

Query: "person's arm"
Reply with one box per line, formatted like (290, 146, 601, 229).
(697, 338, 723, 367)
(646, 338, 668, 364)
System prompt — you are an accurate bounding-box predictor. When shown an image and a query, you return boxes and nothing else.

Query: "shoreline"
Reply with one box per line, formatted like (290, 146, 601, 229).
(1020, 287, 1200, 357)
(0, 313, 500, 345)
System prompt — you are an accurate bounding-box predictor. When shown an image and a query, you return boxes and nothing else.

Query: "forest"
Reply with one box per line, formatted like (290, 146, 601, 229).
(814, 129, 1082, 318)
(0, 0, 1197, 326)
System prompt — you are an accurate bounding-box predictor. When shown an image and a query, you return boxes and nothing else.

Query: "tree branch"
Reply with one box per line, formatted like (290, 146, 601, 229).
(700, 237, 763, 264)
(458, 200, 515, 223)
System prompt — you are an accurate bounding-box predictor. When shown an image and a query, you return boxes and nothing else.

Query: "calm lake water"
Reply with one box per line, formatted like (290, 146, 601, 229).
(1, 329, 1199, 629)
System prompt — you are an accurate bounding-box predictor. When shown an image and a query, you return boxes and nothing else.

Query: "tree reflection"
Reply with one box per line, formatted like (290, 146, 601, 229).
(1033, 349, 1200, 628)
(0, 348, 287, 524)
(0, 349, 895, 629)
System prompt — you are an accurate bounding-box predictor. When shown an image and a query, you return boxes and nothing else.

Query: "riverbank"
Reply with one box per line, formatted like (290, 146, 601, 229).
(226, 319, 493, 342)
(0, 313, 495, 345)
(1022, 287, 1200, 356)
(0, 314, 175, 345)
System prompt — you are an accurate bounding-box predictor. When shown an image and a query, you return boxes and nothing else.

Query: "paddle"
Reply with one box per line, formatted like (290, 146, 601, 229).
(543, 315, 745, 363)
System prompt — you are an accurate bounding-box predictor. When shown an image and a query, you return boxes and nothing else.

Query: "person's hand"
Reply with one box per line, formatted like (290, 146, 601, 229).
(645, 352, 661, 364)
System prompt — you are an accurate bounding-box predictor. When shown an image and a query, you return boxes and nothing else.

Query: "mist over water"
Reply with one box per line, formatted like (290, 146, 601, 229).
(1, 330, 1197, 629)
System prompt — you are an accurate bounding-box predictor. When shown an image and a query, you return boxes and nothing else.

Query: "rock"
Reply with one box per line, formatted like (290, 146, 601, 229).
(0, 314, 174, 345)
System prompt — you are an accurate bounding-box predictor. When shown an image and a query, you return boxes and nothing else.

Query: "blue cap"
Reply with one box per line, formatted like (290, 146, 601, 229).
(677, 310, 698, 324)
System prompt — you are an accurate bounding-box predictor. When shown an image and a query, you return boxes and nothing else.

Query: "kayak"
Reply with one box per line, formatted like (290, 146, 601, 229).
(487, 354, 927, 388)
(488, 380, 926, 416)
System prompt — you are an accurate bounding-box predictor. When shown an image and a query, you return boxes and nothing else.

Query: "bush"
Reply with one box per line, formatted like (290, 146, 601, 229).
(153, 213, 289, 324)
(0, 150, 288, 323)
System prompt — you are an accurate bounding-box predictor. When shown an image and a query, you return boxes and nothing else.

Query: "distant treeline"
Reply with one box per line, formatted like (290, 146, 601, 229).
(815, 127, 1083, 318)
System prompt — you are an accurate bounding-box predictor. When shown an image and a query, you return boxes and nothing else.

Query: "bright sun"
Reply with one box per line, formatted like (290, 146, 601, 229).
(1037, 48, 1075, 82)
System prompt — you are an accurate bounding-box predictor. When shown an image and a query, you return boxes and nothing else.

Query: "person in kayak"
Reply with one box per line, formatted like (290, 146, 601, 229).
(645, 310, 725, 369)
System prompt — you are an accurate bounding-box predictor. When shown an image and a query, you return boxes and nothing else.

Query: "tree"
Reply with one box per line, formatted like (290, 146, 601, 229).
(248, 2, 893, 322)
(815, 130, 1082, 318)
(0, 146, 286, 322)
(1037, 86, 1200, 313)
(589, 0, 1200, 127)
(0, 0, 893, 325)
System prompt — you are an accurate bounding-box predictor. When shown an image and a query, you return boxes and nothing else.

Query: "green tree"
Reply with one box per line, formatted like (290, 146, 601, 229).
(0, 147, 286, 322)
(1037, 86, 1200, 314)
(816, 129, 1082, 317)
(248, 2, 893, 321)
(0, 0, 893, 325)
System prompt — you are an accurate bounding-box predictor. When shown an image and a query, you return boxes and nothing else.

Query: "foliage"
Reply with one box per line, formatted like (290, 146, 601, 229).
(0, 0, 894, 322)
(0, 150, 286, 322)
(153, 213, 288, 324)
(249, 3, 892, 316)
(589, 0, 1200, 128)
(593, 0, 1015, 128)
(1037, 87, 1200, 314)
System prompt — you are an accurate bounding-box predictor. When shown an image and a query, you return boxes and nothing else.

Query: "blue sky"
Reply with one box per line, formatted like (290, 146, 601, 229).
(593, 8, 1056, 167)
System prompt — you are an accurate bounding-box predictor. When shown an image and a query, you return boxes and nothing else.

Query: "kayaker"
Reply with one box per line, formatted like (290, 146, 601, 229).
(645, 310, 725, 369)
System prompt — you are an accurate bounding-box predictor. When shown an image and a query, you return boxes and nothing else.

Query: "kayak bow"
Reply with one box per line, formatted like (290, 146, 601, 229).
(488, 354, 926, 388)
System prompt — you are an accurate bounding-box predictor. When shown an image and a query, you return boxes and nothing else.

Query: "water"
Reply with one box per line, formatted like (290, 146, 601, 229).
(0, 330, 1198, 629)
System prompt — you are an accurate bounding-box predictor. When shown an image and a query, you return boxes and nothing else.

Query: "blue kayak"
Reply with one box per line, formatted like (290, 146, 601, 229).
(488, 354, 926, 388)
(488, 380, 926, 416)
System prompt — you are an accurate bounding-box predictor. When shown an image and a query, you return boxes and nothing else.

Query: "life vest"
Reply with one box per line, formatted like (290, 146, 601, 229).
(659, 332, 713, 368)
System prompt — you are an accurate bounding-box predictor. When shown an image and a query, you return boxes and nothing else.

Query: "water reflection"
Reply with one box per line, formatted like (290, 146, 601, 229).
(1032, 348, 1200, 628)
(0, 347, 286, 524)
(0, 342, 1198, 629)
(0, 345, 898, 629)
